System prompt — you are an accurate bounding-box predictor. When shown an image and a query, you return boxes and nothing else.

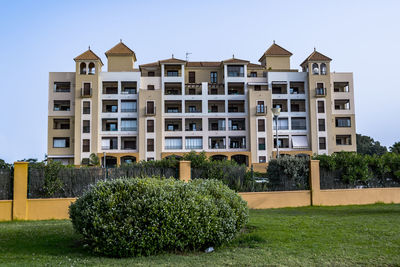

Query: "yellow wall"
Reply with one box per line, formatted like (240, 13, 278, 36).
(266, 56, 291, 70)
(239, 191, 311, 209)
(107, 55, 135, 72)
(0, 201, 12, 221)
(27, 198, 75, 220)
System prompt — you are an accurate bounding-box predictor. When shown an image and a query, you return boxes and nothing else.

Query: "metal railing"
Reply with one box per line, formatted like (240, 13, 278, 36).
(315, 88, 326, 96)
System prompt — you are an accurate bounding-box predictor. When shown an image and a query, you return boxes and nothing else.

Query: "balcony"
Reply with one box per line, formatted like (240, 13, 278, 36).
(334, 82, 350, 93)
(227, 65, 244, 77)
(229, 136, 246, 149)
(165, 119, 182, 131)
(185, 118, 202, 131)
(165, 83, 182, 95)
(165, 100, 182, 113)
(315, 88, 326, 97)
(228, 118, 245, 131)
(53, 100, 70, 111)
(208, 84, 225, 95)
(121, 81, 137, 94)
(272, 100, 288, 112)
(256, 105, 266, 115)
(227, 82, 244, 95)
(102, 100, 118, 113)
(165, 137, 183, 150)
(121, 119, 137, 131)
(289, 82, 305, 94)
(185, 100, 202, 113)
(272, 82, 288, 94)
(164, 66, 182, 77)
(334, 99, 351, 110)
(121, 137, 137, 150)
(185, 137, 203, 150)
(81, 87, 92, 97)
(208, 119, 226, 131)
(53, 119, 70, 129)
(101, 137, 118, 150)
(228, 100, 245, 113)
(208, 100, 225, 113)
(103, 82, 118, 94)
(102, 119, 118, 132)
(273, 118, 289, 130)
(185, 84, 202, 95)
(121, 100, 137, 113)
(290, 99, 306, 112)
(209, 137, 226, 149)
(291, 117, 307, 130)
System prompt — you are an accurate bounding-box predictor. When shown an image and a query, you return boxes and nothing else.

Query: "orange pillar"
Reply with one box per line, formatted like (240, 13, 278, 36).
(309, 160, 321, 206)
(179, 161, 191, 182)
(13, 162, 29, 220)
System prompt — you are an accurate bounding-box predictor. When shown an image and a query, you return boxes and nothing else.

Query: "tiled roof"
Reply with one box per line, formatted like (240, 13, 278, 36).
(186, 61, 221, 67)
(222, 58, 250, 64)
(105, 41, 136, 61)
(259, 43, 292, 62)
(74, 49, 103, 65)
(247, 63, 265, 69)
(139, 61, 159, 68)
(301, 50, 332, 66)
(159, 58, 186, 64)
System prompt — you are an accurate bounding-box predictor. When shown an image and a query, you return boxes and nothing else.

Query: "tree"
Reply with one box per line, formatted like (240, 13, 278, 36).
(89, 153, 100, 166)
(0, 159, 11, 169)
(390, 142, 400, 154)
(356, 134, 387, 155)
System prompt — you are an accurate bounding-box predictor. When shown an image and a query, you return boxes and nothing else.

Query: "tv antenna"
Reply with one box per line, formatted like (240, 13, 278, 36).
(185, 52, 192, 61)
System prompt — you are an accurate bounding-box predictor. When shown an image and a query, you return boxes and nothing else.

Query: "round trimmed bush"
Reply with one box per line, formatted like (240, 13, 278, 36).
(69, 177, 249, 257)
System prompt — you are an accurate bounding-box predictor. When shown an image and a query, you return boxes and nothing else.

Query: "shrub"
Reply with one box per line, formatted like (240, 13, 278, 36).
(266, 156, 310, 191)
(69, 177, 249, 257)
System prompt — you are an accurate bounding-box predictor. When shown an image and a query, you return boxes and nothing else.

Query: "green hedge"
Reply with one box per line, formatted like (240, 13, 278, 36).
(69, 177, 249, 257)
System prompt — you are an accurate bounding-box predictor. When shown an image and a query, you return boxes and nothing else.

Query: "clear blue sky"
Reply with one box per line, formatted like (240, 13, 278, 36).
(0, 0, 399, 163)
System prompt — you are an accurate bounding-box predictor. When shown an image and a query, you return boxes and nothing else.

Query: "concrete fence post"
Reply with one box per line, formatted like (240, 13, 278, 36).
(13, 162, 29, 220)
(309, 160, 321, 206)
(179, 161, 191, 182)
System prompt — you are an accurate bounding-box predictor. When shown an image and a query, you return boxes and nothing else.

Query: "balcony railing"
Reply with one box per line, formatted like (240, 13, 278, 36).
(186, 145, 203, 149)
(121, 108, 137, 113)
(209, 126, 225, 131)
(81, 88, 92, 97)
(228, 126, 245, 131)
(292, 125, 307, 130)
(258, 144, 266, 150)
(256, 106, 266, 115)
(315, 88, 326, 97)
(121, 89, 136, 94)
(121, 127, 137, 131)
(165, 145, 183, 150)
(209, 144, 226, 149)
(101, 145, 118, 150)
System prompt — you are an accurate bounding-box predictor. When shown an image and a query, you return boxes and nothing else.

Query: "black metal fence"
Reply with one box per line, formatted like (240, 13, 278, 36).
(0, 168, 13, 200)
(320, 168, 400, 189)
(28, 166, 178, 199)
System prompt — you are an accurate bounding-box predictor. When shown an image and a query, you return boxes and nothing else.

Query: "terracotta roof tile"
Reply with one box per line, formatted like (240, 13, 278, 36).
(159, 58, 186, 64)
(222, 58, 249, 64)
(301, 50, 332, 66)
(247, 63, 265, 69)
(259, 43, 292, 62)
(105, 41, 136, 61)
(74, 49, 103, 65)
(186, 61, 221, 67)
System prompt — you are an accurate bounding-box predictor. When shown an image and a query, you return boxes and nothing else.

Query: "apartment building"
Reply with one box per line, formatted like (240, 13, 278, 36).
(47, 41, 356, 169)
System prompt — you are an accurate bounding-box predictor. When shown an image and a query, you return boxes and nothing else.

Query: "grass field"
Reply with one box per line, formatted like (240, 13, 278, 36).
(0, 204, 399, 266)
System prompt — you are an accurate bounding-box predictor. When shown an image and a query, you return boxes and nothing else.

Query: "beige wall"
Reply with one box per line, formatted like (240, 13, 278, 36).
(240, 191, 311, 209)
(47, 116, 75, 156)
(107, 55, 135, 72)
(185, 67, 223, 84)
(266, 56, 290, 70)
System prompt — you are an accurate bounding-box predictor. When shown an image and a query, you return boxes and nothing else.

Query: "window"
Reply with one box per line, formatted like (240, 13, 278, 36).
(102, 137, 118, 150)
(147, 139, 154, 152)
(53, 137, 69, 148)
(188, 71, 195, 83)
(82, 83, 91, 96)
(147, 84, 155, 90)
(121, 100, 137, 112)
(54, 82, 70, 93)
(185, 137, 202, 149)
(147, 157, 154, 161)
(210, 72, 217, 83)
(335, 99, 350, 110)
(53, 119, 70, 129)
(334, 82, 349, 92)
(147, 120, 154, 132)
(317, 101, 325, 113)
(53, 100, 70, 111)
(320, 63, 327, 75)
(258, 138, 266, 150)
(336, 135, 352, 145)
(121, 119, 137, 131)
(80, 62, 86, 75)
(88, 62, 95, 75)
(273, 118, 289, 130)
(167, 70, 179, 77)
(165, 137, 182, 150)
(312, 63, 319, 75)
(254, 85, 261, 91)
(83, 101, 90, 114)
(259, 156, 266, 163)
(227, 65, 244, 77)
(318, 119, 326, 131)
(148, 71, 155, 77)
(258, 119, 265, 132)
(319, 137, 326, 150)
(336, 117, 351, 127)
(83, 120, 90, 133)
(250, 72, 257, 77)
(146, 101, 155, 114)
(82, 139, 90, 152)
(256, 101, 265, 113)
(291, 117, 306, 130)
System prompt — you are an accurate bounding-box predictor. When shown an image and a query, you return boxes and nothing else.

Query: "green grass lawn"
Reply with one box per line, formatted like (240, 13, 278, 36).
(0, 204, 399, 266)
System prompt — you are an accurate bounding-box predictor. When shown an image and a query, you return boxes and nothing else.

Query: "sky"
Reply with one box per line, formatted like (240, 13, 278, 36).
(0, 0, 399, 163)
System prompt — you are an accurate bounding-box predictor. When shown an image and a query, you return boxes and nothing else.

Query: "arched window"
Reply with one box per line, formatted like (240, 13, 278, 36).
(320, 63, 327, 75)
(80, 62, 86, 75)
(88, 62, 95, 75)
(312, 63, 319, 75)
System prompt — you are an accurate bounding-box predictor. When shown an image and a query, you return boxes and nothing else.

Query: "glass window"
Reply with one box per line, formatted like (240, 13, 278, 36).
(147, 139, 154, 152)
(121, 119, 137, 131)
(54, 82, 70, 92)
(147, 120, 154, 132)
(318, 101, 325, 113)
(165, 138, 182, 150)
(336, 117, 351, 127)
(318, 119, 325, 131)
(53, 137, 69, 148)
(185, 137, 202, 149)
(210, 72, 217, 83)
(82, 139, 90, 152)
(227, 65, 244, 77)
(319, 137, 326, 150)
(121, 101, 137, 112)
(258, 119, 265, 132)
(291, 117, 306, 130)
